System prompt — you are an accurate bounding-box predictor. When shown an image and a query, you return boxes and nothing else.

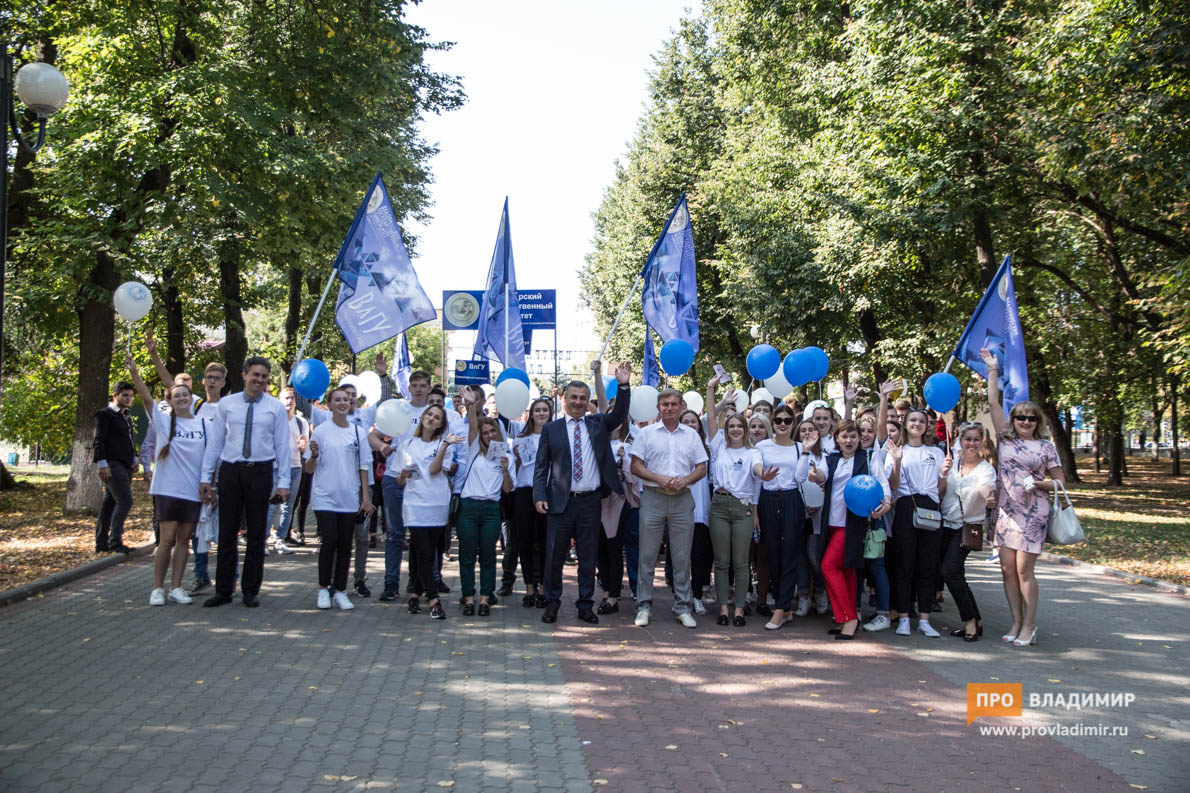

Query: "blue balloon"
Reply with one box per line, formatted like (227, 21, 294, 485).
(844, 474, 885, 517)
(782, 349, 814, 387)
(603, 376, 619, 401)
(805, 346, 829, 382)
(746, 344, 781, 380)
(291, 358, 330, 400)
(658, 339, 695, 376)
(496, 367, 531, 388)
(924, 372, 962, 413)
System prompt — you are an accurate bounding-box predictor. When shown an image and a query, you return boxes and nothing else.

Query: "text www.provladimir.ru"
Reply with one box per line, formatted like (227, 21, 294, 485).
(978, 723, 1129, 739)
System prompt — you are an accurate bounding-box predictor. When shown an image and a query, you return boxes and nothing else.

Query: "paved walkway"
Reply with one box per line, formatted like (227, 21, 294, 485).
(1, 543, 1186, 793)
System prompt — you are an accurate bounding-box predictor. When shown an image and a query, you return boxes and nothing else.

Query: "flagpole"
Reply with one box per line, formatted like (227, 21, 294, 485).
(943, 355, 956, 374)
(598, 272, 644, 362)
(295, 269, 338, 365)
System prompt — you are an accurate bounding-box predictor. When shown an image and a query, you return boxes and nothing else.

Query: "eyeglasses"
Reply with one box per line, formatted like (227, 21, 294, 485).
(772, 417, 794, 426)
(1013, 415, 1039, 423)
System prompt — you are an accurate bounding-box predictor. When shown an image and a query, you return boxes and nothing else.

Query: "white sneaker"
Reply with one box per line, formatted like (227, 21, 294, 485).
(895, 617, 911, 636)
(275, 542, 294, 555)
(634, 608, 650, 627)
(693, 599, 707, 616)
(814, 591, 830, 615)
(795, 597, 810, 617)
(746, 590, 757, 605)
(149, 588, 166, 606)
(988, 551, 1000, 563)
(332, 591, 355, 610)
(168, 587, 193, 604)
(317, 589, 332, 609)
(863, 615, 891, 632)
(676, 613, 697, 629)
(918, 620, 941, 638)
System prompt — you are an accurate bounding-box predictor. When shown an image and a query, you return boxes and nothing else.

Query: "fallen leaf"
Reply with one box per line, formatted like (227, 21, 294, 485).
(665, 744, 678, 750)
(1131, 749, 1145, 755)
(867, 709, 879, 714)
(324, 775, 340, 782)
(809, 693, 821, 698)
(717, 725, 729, 729)
(436, 783, 454, 788)
(1144, 734, 1156, 740)
(451, 652, 464, 656)
(82, 637, 90, 643)
(719, 752, 729, 757)
(309, 686, 318, 690)
(594, 781, 608, 787)
(727, 719, 737, 725)
(341, 776, 357, 782)
(916, 712, 929, 717)
(1048, 678, 1061, 683)
(832, 778, 844, 783)
(548, 663, 557, 668)
(1129, 785, 1148, 790)
(195, 680, 204, 685)
(234, 677, 240, 681)
(790, 785, 803, 790)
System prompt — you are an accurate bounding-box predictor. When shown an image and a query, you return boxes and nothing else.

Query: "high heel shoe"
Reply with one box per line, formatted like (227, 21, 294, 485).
(1001, 629, 1020, 643)
(1012, 627, 1038, 647)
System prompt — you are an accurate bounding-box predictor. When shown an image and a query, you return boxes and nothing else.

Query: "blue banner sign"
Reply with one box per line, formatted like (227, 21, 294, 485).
(454, 359, 491, 385)
(519, 289, 556, 329)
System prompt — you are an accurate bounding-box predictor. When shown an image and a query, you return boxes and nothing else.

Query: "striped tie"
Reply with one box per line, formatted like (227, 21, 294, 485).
(572, 419, 582, 482)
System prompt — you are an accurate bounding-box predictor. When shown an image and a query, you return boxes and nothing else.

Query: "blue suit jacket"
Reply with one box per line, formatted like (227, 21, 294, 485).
(532, 394, 630, 514)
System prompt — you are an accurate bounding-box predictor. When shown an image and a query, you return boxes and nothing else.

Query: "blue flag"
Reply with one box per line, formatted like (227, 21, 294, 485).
(641, 194, 699, 352)
(472, 198, 526, 369)
(394, 331, 412, 399)
(953, 254, 1029, 414)
(642, 328, 660, 387)
(334, 173, 436, 354)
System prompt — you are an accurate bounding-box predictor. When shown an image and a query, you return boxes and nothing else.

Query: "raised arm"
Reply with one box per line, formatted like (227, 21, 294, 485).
(126, 355, 157, 414)
(705, 374, 721, 441)
(466, 390, 481, 445)
(599, 361, 632, 435)
(145, 330, 174, 390)
(979, 349, 1006, 437)
(592, 359, 607, 414)
(876, 379, 897, 442)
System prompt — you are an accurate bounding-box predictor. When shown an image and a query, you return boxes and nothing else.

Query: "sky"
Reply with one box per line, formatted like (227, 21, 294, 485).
(400, 0, 693, 351)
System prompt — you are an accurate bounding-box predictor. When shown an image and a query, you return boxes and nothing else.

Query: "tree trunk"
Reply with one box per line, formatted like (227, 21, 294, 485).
(161, 264, 185, 375)
(283, 265, 302, 374)
(1151, 373, 1163, 461)
(1094, 418, 1101, 473)
(64, 250, 119, 514)
(858, 308, 886, 384)
(1028, 344, 1079, 482)
(1171, 374, 1181, 476)
(219, 229, 247, 392)
(1107, 417, 1124, 486)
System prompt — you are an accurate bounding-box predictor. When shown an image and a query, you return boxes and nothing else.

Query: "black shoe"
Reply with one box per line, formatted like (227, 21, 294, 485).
(243, 594, 260, 608)
(733, 615, 746, 627)
(189, 579, 212, 595)
(828, 625, 843, 635)
(95, 544, 108, 553)
(379, 587, 397, 602)
(717, 614, 730, 626)
(406, 583, 416, 594)
(462, 602, 475, 616)
(576, 608, 599, 624)
(564, 551, 578, 566)
(835, 630, 856, 640)
(489, 593, 498, 606)
(757, 604, 773, 618)
(408, 597, 421, 614)
(430, 601, 446, 619)
(437, 582, 450, 594)
(596, 599, 619, 615)
(497, 584, 514, 597)
(933, 596, 945, 611)
(203, 593, 233, 608)
(478, 603, 491, 617)
(355, 581, 371, 598)
(109, 543, 134, 554)
(522, 594, 536, 607)
(542, 604, 559, 623)
(534, 594, 547, 608)
(743, 604, 752, 616)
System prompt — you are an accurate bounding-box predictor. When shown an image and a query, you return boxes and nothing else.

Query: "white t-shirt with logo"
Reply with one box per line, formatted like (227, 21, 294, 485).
(896, 443, 946, 501)
(401, 436, 452, 526)
(709, 434, 763, 502)
(512, 432, 541, 489)
(305, 421, 370, 513)
(148, 411, 207, 503)
(755, 439, 803, 491)
(384, 403, 430, 479)
(460, 439, 514, 501)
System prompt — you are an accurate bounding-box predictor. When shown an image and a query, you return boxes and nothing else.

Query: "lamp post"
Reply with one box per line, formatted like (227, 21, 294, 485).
(1, 43, 70, 405)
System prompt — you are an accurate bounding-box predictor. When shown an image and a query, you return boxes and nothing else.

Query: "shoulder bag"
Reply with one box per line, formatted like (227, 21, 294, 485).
(1046, 481, 1085, 545)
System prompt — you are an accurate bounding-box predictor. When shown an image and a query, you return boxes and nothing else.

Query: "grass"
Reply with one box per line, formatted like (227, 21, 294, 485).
(0, 454, 1187, 592)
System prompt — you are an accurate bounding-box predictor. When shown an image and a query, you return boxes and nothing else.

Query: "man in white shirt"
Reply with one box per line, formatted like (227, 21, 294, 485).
(200, 357, 290, 608)
(629, 388, 708, 628)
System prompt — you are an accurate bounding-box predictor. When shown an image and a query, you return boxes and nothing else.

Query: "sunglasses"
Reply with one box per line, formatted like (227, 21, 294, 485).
(772, 417, 794, 426)
(1014, 415, 1039, 423)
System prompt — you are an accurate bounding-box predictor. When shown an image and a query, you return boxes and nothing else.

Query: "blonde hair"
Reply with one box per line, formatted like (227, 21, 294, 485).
(955, 421, 998, 466)
(747, 413, 773, 441)
(1002, 400, 1050, 441)
(723, 414, 754, 448)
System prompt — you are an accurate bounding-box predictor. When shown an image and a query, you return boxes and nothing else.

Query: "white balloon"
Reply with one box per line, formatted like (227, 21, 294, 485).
(731, 390, 748, 413)
(338, 374, 361, 394)
(356, 371, 382, 405)
(113, 281, 153, 322)
(529, 382, 541, 400)
(374, 399, 412, 437)
(494, 379, 530, 418)
(682, 391, 704, 414)
(751, 387, 775, 406)
(629, 386, 659, 423)
(765, 368, 793, 399)
(480, 383, 496, 398)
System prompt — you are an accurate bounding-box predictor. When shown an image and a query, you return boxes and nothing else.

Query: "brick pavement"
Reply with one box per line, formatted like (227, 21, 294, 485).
(1, 543, 1186, 793)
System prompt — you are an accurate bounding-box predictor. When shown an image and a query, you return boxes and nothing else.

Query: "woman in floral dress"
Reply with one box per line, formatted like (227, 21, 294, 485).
(980, 349, 1065, 648)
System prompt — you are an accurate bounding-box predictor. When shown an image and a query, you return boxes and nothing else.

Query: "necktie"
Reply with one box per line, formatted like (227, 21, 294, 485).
(120, 409, 133, 439)
(572, 419, 583, 482)
(243, 394, 260, 458)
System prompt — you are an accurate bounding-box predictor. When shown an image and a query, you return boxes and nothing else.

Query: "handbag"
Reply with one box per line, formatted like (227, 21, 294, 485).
(905, 450, 941, 531)
(1046, 481, 1085, 545)
(960, 523, 984, 552)
(863, 527, 887, 559)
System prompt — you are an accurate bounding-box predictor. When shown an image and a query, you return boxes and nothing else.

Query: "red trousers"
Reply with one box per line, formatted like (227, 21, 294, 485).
(823, 527, 857, 623)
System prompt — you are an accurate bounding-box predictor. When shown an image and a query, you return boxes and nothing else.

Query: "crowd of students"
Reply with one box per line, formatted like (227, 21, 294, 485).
(95, 339, 1064, 647)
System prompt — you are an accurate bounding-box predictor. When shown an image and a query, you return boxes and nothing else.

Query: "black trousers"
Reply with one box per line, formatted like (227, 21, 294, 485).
(941, 528, 981, 622)
(758, 488, 806, 610)
(544, 491, 601, 611)
(215, 460, 274, 598)
(407, 525, 442, 598)
(96, 460, 133, 550)
(891, 497, 944, 615)
(500, 490, 518, 586)
(596, 503, 626, 598)
(511, 487, 548, 587)
(294, 470, 313, 535)
(690, 522, 713, 597)
(316, 511, 356, 591)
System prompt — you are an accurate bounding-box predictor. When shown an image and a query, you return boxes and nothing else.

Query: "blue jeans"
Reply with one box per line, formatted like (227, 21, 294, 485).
(382, 476, 406, 590)
(266, 466, 303, 539)
(191, 534, 209, 583)
(859, 556, 890, 614)
(622, 506, 640, 596)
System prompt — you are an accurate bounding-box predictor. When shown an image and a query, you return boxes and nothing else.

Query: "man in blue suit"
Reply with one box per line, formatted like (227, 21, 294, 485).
(533, 361, 632, 624)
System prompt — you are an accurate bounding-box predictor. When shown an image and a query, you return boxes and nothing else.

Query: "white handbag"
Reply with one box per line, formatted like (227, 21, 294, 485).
(1046, 481, 1084, 545)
